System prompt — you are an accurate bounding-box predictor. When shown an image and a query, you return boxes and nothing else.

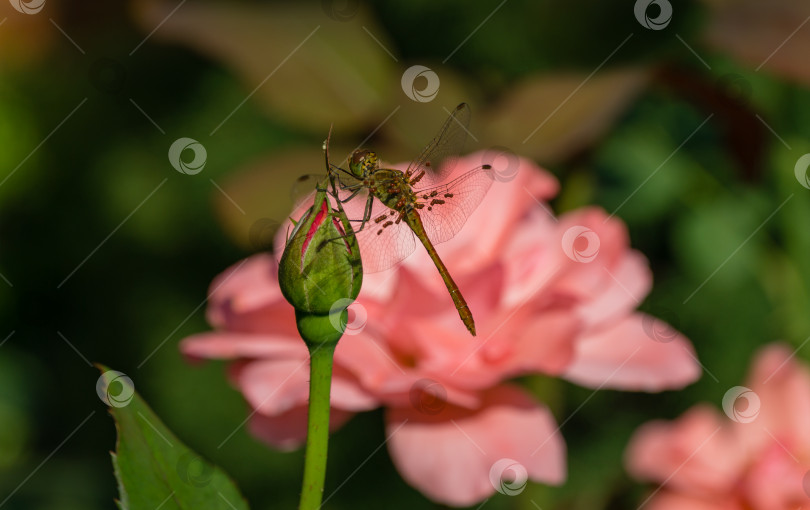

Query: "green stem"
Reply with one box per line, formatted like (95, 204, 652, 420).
(299, 341, 336, 510)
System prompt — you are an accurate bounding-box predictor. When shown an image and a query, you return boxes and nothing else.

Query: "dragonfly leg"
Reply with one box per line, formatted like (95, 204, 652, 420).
(317, 195, 375, 250)
(339, 194, 374, 235)
(339, 187, 363, 204)
(330, 164, 364, 189)
(327, 170, 366, 203)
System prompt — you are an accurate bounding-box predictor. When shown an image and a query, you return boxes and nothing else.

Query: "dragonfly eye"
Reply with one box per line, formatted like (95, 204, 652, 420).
(349, 149, 378, 177)
(350, 150, 369, 165)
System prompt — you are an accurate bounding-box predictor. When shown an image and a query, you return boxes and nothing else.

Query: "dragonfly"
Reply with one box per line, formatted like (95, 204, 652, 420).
(325, 103, 494, 336)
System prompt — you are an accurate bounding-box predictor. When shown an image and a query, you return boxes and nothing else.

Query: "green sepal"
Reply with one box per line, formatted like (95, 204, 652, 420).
(278, 183, 362, 315)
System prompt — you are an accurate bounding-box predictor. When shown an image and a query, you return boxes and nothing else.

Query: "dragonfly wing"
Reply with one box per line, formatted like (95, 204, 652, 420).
(354, 215, 417, 273)
(336, 188, 418, 273)
(416, 165, 495, 245)
(406, 103, 471, 181)
(353, 202, 418, 273)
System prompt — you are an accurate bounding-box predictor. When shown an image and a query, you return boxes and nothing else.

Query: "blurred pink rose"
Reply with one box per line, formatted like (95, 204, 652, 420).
(182, 150, 699, 506)
(626, 343, 810, 510)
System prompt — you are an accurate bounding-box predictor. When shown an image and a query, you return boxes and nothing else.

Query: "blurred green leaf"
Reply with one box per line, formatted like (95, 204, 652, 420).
(673, 191, 770, 290)
(766, 141, 810, 340)
(378, 69, 482, 162)
(100, 366, 249, 510)
(132, 0, 397, 133)
(0, 85, 43, 203)
(483, 69, 649, 164)
(596, 114, 703, 224)
(0, 400, 26, 470)
(0, 352, 31, 471)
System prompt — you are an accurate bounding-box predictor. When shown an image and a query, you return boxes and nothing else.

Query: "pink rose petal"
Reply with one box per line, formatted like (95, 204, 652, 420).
(230, 359, 377, 416)
(248, 404, 355, 451)
(386, 384, 565, 507)
(747, 343, 810, 457)
(180, 332, 306, 360)
(626, 405, 743, 496)
(627, 343, 810, 509)
(742, 442, 810, 509)
(206, 254, 285, 329)
(564, 313, 700, 391)
(638, 491, 743, 510)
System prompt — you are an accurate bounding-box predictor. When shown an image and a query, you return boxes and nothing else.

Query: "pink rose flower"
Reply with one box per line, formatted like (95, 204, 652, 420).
(626, 343, 810, 509)
(182, 151, 699, 506)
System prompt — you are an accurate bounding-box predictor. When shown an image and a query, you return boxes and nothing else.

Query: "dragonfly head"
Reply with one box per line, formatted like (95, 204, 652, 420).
(349, 149, 378, 178)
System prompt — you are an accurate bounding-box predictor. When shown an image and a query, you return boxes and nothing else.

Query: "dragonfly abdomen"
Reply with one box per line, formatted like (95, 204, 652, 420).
(403, 209, 477, 336)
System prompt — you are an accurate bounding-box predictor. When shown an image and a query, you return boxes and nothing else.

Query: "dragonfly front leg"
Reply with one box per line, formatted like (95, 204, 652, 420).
(328, 170, 366, 204)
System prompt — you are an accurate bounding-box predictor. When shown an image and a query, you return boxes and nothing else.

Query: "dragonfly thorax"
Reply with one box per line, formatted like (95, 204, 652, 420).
(349, 149, 379, 179)
(364, 168, 417, 212)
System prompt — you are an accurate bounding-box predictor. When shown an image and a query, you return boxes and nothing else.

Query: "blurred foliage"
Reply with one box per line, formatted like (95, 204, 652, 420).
(2, 0, 810, 508)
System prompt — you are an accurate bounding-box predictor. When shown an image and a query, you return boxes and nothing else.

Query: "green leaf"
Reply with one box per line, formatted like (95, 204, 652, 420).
(483, 68, 649, 164)
(98, 366, 250, 510)
(131, 0, 396, 133)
